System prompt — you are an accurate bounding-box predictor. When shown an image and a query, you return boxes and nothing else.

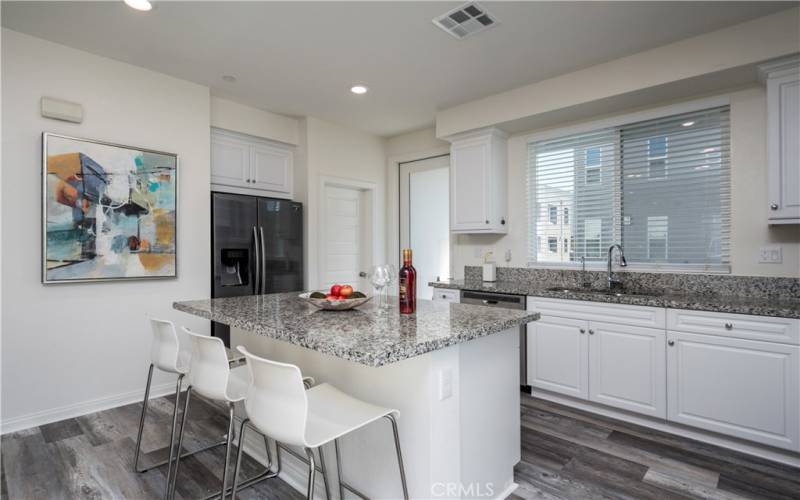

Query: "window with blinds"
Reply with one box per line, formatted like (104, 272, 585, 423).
(527, 105, 730, 271)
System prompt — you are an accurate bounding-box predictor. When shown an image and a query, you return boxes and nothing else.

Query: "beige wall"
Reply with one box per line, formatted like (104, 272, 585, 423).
(210, 96, 299, 145)
(450, 87, 800, 279)
(2, 29, 212, 428)
(436, 7, 800, 138)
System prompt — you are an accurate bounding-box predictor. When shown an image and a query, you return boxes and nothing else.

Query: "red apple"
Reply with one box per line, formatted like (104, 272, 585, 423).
(330, 284, 342, 296)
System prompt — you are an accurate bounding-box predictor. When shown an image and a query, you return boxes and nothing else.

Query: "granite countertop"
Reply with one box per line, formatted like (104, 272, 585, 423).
(430, 279, 800, 319)
(174, 293, 539, 367)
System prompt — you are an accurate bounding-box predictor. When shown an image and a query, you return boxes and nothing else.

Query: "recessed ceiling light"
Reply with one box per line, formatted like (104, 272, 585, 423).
(350, 85, 368, 95)
(222, 75, 237, 83)
(124, 0, 152, 11)
(682, 121, 695, 127)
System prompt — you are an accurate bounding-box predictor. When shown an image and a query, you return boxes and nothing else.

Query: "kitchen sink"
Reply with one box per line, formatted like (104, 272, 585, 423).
(544, 286, 665, 297)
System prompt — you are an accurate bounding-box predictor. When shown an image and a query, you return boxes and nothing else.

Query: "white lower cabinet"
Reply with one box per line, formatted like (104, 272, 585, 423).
(527, 316, 589, 399)
(527, 296, 800, 453)
(589, 322, 666, 418)
(667, 330, 800, 451)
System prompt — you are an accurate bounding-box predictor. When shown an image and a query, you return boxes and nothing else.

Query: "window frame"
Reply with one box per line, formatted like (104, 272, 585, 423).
(526, 95, 731, 274)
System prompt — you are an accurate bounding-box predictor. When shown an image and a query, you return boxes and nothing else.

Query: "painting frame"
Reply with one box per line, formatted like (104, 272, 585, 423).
(41, 132, 179, 284)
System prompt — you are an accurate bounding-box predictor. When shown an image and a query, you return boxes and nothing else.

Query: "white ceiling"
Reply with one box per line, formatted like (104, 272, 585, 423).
(2, 1, 793, 137)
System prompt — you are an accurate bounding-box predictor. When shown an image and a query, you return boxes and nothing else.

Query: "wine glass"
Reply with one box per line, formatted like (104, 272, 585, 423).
(370, 265, 390, 308)
(384, 264, 397, 307)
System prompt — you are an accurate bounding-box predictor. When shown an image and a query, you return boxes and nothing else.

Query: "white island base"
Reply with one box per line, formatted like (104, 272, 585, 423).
(230, 326, 520, 500)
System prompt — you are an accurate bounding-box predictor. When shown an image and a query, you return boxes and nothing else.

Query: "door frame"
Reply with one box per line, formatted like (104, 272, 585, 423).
(387, 146, 451, 273)
(399, 155, 453, 284)
(317, 175, 380, 291)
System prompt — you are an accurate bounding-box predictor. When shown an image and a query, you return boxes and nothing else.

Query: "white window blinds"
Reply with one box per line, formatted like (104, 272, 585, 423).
(527, 105, 730, 271)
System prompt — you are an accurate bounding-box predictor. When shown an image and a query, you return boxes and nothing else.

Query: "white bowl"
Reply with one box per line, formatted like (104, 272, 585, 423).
(299, 291, 372, 311)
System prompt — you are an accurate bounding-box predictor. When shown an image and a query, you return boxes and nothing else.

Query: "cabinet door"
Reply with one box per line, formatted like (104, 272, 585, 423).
(667, 331, 800, 451)
(588, 322, 666, 418)
(211, 133, 250, 188)
(450, 138, 490, 231)
(251, 143, 292, 197)
(527, 316, 589, 399)
(768, 73, 800, 221)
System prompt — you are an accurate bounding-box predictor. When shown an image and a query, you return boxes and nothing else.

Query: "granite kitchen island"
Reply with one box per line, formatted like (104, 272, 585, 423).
(174, 293, 538, 500)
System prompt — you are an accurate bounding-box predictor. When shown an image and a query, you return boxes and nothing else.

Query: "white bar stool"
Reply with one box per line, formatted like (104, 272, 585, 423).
(135, 318, 229, 500)
(231, 347, 409, 500)
(168, 327, 276, 500)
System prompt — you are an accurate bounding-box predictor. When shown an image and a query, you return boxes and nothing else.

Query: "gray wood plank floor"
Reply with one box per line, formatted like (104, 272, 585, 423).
(2, 392, 799, 499)
(511, 394, 800, 500)
(1, 392, 302, 500)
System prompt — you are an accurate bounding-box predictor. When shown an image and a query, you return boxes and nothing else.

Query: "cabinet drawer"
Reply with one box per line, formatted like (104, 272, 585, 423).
(432, 288, 460, 303)
(667, 309, 799, 345)
(528, 297, 665, 329)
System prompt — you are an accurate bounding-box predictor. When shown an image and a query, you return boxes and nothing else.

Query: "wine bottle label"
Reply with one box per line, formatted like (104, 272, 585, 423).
(399, 278, 407, 298)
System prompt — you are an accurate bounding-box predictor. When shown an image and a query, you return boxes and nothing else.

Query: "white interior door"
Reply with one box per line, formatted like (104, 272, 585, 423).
(400, 155, 450, 300)
(321, 185, 370, 292)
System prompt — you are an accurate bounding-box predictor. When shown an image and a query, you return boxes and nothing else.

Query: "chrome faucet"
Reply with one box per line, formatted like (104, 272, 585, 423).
(607, 244, 627, 290)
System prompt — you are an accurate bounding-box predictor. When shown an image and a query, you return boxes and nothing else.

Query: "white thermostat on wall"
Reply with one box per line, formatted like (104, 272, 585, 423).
(41, 96, 83, 123)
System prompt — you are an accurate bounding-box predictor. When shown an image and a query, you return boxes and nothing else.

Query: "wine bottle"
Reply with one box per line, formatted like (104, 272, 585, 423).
(398, 248, 417, 314)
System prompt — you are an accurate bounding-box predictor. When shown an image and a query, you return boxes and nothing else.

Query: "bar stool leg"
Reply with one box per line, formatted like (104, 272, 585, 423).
(169, 386, 192, 500)
(230, 418, 249, 500)
(333, 439, 344, 500)
(133, 364, 154, 473)
(318, 446, 331, 500)
(220, 403, 236, 500)
(304, 447, 317, 500)
(386, 414, 409, 500)
(164, 374, 184, 499)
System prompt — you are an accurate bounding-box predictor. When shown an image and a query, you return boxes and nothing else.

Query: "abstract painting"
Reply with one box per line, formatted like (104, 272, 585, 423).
(42, 133, 177, 283)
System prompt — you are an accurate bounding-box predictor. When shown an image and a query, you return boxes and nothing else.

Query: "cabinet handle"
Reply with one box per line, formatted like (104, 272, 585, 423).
(724, 322, 733, 330)
(770, 203, 779, 210)
(668, 340, 675, 346)
(588, 329, 594, 335)
(579, 328, 585, 334)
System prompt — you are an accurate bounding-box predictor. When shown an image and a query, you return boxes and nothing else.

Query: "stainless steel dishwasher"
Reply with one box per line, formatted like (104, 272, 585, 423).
(460, 290, 530, 392)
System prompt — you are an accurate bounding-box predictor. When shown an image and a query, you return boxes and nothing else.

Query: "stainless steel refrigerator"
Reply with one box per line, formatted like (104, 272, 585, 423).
(211, 192, 303, 345)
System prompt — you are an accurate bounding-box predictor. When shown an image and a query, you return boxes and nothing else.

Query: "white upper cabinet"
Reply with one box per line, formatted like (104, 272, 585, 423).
(211, 132, 251, 188)
(250, 143, 293, 195)
(759, 57, 800, 224)
(447, 127, 508, 233)
(211, 128, 293, 199)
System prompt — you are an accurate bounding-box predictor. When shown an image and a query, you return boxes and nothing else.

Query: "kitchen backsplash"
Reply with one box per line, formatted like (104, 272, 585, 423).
(462, 266, 800, 299)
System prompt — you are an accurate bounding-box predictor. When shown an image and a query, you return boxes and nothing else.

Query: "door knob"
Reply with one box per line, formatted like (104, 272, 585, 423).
(668, 340, 675, 346)
(359, 271, 367, 278)
(588, 329, 595, 335)
(770, 203, 779, 210)
(724, 322, 733, 330)
(579, 328, 586, 334)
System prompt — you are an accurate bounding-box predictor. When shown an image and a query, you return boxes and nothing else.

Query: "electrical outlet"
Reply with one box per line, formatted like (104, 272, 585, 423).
(759, 246, 783, 264)
(438, 368, 453, 401)
(504, 249, 512, 263)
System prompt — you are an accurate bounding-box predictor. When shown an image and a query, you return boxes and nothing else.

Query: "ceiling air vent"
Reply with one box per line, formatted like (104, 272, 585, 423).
(433, 2, 498, 40)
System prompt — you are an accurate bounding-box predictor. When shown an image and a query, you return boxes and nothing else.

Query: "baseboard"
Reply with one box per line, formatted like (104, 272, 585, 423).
(532, 390, 800, 468)
(494, 482, 518, 500)
(1, 381, 176, 435)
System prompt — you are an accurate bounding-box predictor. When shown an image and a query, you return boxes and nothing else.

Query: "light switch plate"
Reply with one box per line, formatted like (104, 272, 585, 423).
(759, 246, 783, 264)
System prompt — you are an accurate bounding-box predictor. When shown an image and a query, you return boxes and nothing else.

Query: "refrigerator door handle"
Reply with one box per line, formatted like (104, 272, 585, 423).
(253, 226, 261, 295)
(259, 226, 267, 294)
